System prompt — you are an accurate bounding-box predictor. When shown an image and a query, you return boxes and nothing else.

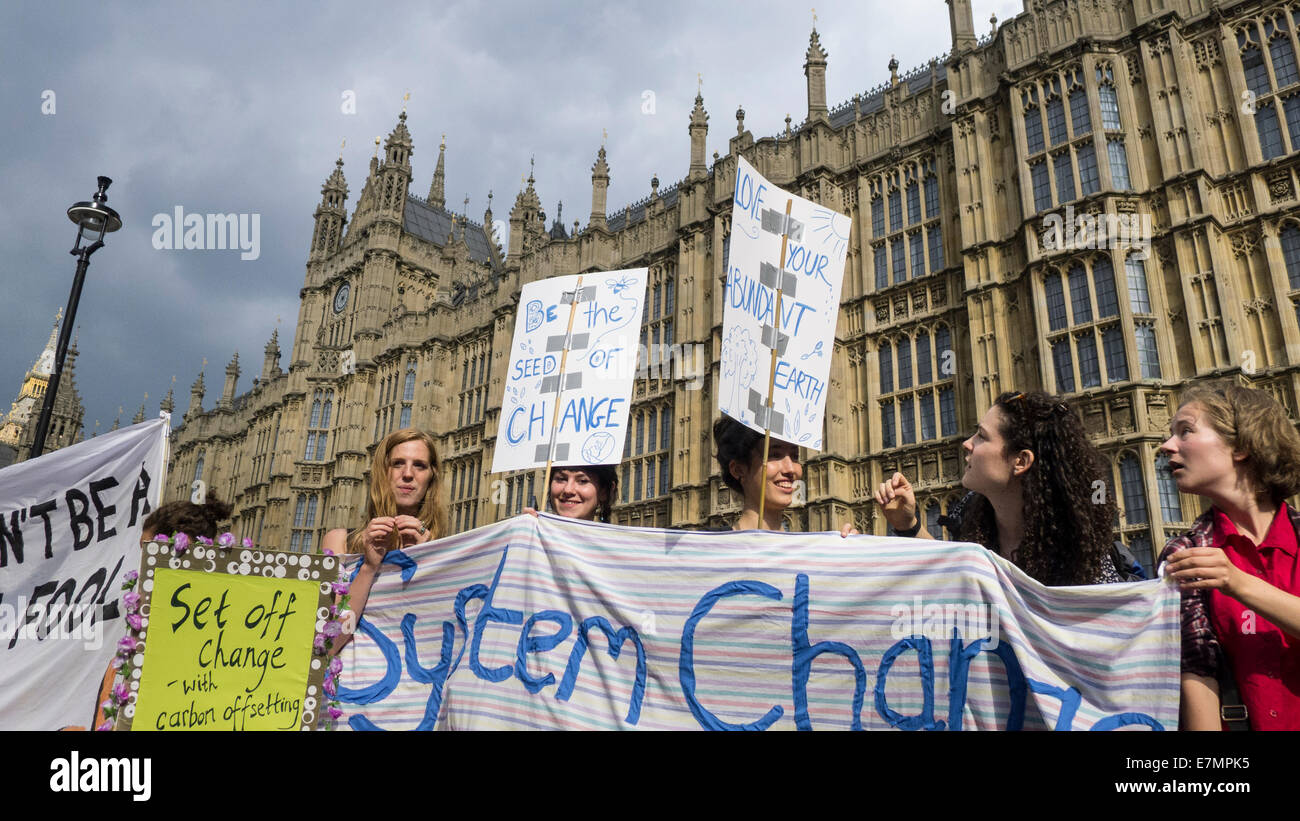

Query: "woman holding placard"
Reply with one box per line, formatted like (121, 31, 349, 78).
(713, 416, 857, 536)
(873, 390, 1120, 586)
(526, 464, 619, 522)
(325, 428, 447, 647)
(1157, 383, 1300, 730)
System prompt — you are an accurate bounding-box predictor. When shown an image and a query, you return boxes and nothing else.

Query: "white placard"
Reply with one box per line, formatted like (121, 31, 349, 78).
(720, 156, 851, 450)
(492, 268, 648, 473)
(0, 418, 167, 729)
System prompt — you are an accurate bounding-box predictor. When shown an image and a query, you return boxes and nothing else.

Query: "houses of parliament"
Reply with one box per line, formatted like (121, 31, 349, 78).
(9, 0, 1300, 574)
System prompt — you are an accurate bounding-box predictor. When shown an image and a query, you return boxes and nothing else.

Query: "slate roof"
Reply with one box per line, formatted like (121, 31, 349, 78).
(403, 196, 500, 270)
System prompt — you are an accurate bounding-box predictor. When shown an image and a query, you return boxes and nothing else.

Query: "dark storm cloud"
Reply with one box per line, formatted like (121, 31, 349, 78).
(0, 0, 1019, 439)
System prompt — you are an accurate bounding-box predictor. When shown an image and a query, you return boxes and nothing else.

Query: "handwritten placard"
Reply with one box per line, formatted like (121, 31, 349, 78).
(492, 268, 648, 473)
(719, 156, 850, 450)
(117, 546, 337, 731)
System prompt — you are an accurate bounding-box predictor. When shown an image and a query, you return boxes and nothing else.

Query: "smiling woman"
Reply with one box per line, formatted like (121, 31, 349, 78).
(712, 416, 856, 536)
(546, 464, 617, 522)
(323, 428, 447, 650)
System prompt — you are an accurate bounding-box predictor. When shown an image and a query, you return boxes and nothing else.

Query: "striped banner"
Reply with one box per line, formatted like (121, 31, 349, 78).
(334, 514, 1180, 731)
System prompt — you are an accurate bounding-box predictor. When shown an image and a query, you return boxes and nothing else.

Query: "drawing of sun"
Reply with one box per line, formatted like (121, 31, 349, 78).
(808, 208, 850, 259)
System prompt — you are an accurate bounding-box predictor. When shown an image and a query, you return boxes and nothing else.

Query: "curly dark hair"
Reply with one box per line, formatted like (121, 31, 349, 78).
(713, 416, 766, 494)
(143, 495, 233, 540)
(959, 391, 1116, 586)
(547, 464, 619, 523)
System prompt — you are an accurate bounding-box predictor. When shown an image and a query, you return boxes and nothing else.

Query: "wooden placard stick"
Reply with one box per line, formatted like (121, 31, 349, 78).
(757, 199, 794, 530)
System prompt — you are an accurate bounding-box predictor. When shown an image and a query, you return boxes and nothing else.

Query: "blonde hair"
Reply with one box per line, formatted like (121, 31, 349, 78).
(1178, 382, 1300, 504)
(347, 428, 447, 553)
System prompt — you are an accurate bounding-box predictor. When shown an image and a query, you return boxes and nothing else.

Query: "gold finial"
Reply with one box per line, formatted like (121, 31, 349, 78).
(602, 127, 607, 146)
(55, 307, 63, 323)
(170, 375, 177, 386)
(143, 392, 149, 401)
(812, 7, 817, 27)
(697, 72, 702, 93)
(338, 138, 346, 160)
(402, 91, 411, 113)
(464, 193, 470, 211)
(201, 357, 208, 368)
(374, 135, 381, 157)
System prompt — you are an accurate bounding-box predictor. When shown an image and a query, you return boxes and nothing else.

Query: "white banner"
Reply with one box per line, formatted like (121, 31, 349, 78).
(336, 516, 1180, 731)
(720, 156, 850, 450)
(0, 418, 167, 729)
(492, 269, 648, 473)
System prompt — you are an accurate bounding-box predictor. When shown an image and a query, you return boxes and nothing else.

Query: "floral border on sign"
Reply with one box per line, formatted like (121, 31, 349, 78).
(98, 532, 348, 731)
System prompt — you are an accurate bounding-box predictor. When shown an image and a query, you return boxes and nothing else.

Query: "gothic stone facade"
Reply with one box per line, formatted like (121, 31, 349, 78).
(166, 0, 1300, 573)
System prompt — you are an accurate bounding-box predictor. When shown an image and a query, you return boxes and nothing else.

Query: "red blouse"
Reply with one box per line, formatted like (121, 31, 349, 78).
(1208, 505, 1300, 730)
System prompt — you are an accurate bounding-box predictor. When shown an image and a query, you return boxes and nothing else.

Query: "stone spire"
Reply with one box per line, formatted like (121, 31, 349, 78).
(311, 154, 349, 261)
(483, 189, 494, 232)
(160, 377, 176, 415)
(804, 25, 829, 122)
(219, 352, 240, 409)
(375, 111, 413, 221)
(429, 134, 446, 208)
(133, 394, 147, 424)
(589, 146, 610, 231)
(187, 365, 206, 420)
(508, 160, 544, 264)
(946, 0, 978, 54)
(688, 91, 709, 181)
(262, 329, 281, 381)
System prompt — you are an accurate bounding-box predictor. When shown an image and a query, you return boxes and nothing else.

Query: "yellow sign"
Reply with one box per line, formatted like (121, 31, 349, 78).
(132, 569, 320, 731)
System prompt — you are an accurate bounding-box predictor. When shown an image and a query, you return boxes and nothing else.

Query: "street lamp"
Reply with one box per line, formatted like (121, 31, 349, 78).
(27, 176, 122, 459)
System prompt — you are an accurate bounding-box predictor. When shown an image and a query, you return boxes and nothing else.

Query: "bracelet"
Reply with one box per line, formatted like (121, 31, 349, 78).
(892, 518, 921, 538)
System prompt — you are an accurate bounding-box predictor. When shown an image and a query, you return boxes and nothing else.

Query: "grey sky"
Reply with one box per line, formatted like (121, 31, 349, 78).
(0, 0, 1021, 440)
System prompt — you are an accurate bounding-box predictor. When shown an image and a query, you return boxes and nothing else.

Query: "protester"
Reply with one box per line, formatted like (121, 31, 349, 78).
(713, 416, 857, 536)
(1158, 383, 1300, 730)
(324, 428, 447, 649)
(526, 464, 619, 522)
(874, 390, 1120, 585)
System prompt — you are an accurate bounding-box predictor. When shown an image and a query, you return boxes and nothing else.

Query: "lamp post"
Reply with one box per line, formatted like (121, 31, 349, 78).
(27, 176, 122, 459)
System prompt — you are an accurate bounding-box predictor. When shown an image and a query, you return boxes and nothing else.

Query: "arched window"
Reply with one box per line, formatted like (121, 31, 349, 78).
(1156, 455, 1184, 522)
(897, 338, 913, 390)
(916, 331, 932, 385)
(879, 344, 894, 394)
(193, 452, 205, 482)
(925, 499, 942, 537)
(404, 362, 416, 401)
(1118, 453, 1148, 525)
(1093, 257, 1119, 318)
(1044, 271, 1067, 330)
(1281, 224, 1300, 289)
(1125, 253, 1152, 312)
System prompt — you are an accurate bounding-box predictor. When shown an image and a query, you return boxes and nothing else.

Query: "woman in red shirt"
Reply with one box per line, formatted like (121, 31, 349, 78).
(1159, 383, 1300, 730)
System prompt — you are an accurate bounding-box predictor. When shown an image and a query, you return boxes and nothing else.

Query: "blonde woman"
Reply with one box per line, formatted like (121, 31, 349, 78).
(324, 428, 447, 648)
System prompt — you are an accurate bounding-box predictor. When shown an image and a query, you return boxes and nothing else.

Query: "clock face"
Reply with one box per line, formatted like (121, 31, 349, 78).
(333, 283, 350, 314)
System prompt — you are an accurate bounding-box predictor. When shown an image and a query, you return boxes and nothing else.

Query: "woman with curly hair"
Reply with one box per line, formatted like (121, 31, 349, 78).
(875, 390, 1120, 585)
(1158, 383, 1300, 730)
(323, 428, 447, 646)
